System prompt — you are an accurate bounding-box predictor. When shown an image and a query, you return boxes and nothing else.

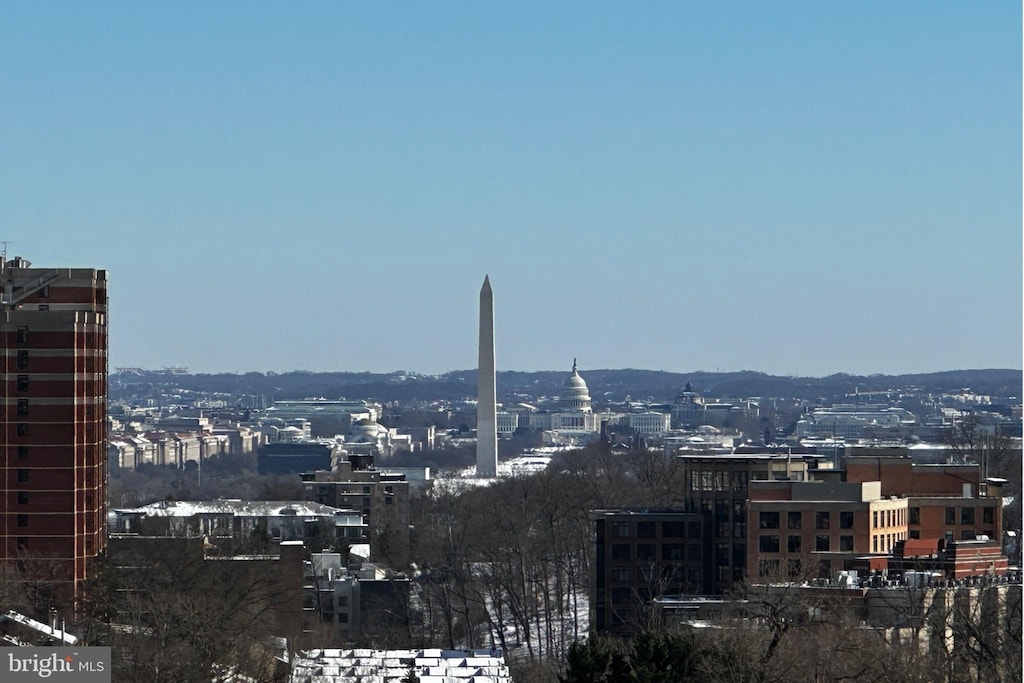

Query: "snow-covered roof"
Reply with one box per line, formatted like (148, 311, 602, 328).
(0, 611, 78, 646)
(113, 500, 361, 519)
(289, 648, 511, 683)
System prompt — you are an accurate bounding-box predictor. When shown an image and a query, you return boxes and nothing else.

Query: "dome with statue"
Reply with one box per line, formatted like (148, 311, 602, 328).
(559, 359, 592, 412)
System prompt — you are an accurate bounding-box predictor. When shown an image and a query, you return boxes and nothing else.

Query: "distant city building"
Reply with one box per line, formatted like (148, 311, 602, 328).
(265, 399, 378, 437)
(529, 361, 602, 445)
(627, 411, 672, 435)
(796, 404, 916, 439)
(259, 440, 342, 474)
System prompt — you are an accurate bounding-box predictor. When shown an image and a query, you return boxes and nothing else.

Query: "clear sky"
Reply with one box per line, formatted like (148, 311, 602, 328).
(2, 3, 1020, 376)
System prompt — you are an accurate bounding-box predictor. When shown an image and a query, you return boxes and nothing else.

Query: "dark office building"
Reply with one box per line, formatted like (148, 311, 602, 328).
(591, 509, 710, 635)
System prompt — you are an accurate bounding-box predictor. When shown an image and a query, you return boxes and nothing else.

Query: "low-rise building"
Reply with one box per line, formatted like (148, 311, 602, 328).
(110, 500, 366, 551)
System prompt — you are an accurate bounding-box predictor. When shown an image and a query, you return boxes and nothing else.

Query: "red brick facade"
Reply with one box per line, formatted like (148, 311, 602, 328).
(1, 262, 107, 603)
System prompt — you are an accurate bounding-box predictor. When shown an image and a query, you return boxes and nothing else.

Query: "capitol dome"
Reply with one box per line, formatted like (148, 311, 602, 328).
(559, 359, 592, 412)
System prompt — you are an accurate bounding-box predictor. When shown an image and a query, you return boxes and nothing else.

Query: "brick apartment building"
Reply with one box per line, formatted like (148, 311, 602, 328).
(1, 258, 107, 602)
(846, 455, 1003, 543)
(592, 450, 1010, 636)
(746, 479, 909, 579)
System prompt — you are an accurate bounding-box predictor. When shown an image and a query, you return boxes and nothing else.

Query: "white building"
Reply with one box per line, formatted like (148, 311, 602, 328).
(628, 411, 672, 435)
(530, 361, 603, 445)
(796, 404, 917, 439)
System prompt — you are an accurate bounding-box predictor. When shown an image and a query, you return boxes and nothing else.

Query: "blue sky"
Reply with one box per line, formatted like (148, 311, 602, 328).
(2, 3, 1020, 376)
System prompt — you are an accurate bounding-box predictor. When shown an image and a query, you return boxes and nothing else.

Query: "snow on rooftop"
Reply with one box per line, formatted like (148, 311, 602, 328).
(289, 648, 512, 683)
(113, 500, 361, 519)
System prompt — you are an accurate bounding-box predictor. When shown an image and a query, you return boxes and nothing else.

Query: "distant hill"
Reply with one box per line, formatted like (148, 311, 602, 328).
(111, 368, 1021, 404)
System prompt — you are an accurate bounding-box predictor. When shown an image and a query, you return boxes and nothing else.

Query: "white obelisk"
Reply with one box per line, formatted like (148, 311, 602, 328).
(476, 275, 498, 478)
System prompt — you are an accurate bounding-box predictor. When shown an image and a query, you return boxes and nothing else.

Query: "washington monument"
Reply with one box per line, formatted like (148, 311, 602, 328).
(476, 275, 498, 478)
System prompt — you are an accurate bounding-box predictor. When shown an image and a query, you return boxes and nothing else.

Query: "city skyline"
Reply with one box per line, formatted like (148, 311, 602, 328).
(3, 3, 1020, 376)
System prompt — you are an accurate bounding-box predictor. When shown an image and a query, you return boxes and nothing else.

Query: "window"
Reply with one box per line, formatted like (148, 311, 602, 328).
(788, 535, 801, 553)
(637, 521, 656, 538)
(909, 529, 920, 539)
(945, 507, 956, 525)
(662, 544, 684, 560)
(873, 536, 878, 552)
(759, 511, 780, 529)
(611, 544, 630, 561)
(17, 446, 28, 460)
(16, 469, 28, 482)
(733, 471, 748, 491)
(758, 559, 780, 576)
(759, 535, 780, 552)
(688, 543, 701, 561)
(788, 511, 802, 529)
(612, 566, 630, 582)
(688, 521, 702, 537)
(909, 507, 920, 525)
(715, 543, 729, 564)
(636, 544, 655, 561)
(611, 587, 631, 604)
(983, 507, 994, 524)
(612, 521, 631, 538)
(338, 613, 348, 624)
(787, 559, 802, 578)
(662, 521, 685, 537)
(17, 492, 28, 505)
(961, 530, 976, 541)
(840, 535, 854, 551)
(17, 350, 28, 368)
(17, 375, 28, 392)
(17, 399, 28, 416)
(687, 566, 701, 583)
(17, 423, 28, 436)
(961, 508, 975, 525)
(17, 514, 28, 527)
(17, 538, 27, 550)
(17, 326, 28, 343)
(818, 561, 832, 579)
(816, 511, 830, 529)
(873, 511, 878, 528)
(815, 535, 830, 552)
(839, 511, 854, 529)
